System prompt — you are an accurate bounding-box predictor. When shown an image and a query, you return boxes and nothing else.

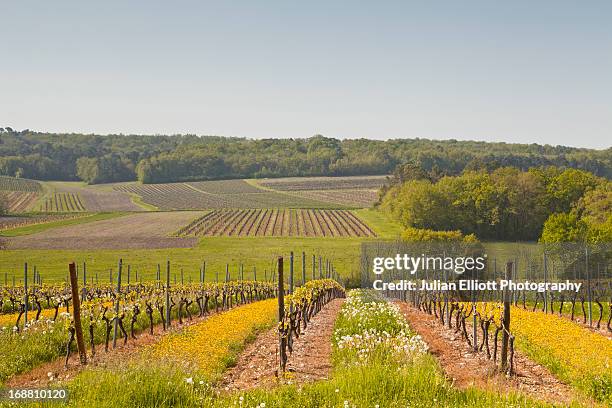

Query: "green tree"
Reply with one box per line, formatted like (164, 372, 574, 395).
(76, 157, 99, 184)
(547, 168, 601, 213)
(540, 213, 587, 243)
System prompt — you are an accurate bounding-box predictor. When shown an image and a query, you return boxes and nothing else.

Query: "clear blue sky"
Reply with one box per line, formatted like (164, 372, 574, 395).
(1, 1, 610, 148)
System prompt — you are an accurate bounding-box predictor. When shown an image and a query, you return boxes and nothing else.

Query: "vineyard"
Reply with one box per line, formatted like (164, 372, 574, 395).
(0, 173, 609, 407)
(0, 253, 610, 407)
(0, 257, 341, 391)
(0, 176, 43, 213)
(380, 262, 612, 405)
(257, 175, 388, 191)
(175, 209, 377, 237)
(0, 270, 278, 384)
(38, 193, 86, 212)
(187, 179, 264, 194)
(1, 191, 39, 212)
(288, 189, 379, 207)
(47, 182, 143, 212)
(0, 176, 42, 192)
(113, 182, 335, 210)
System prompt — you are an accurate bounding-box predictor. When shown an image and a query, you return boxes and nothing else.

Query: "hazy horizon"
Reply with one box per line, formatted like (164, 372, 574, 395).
(2, 1, 611, 149)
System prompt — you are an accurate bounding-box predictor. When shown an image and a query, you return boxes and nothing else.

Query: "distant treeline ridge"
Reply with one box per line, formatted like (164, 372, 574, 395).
(0, 128, 609, 184)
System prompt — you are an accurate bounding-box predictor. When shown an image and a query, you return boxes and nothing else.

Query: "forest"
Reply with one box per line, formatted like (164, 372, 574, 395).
(0, 128, 610, 184)
(378, 165, 611, 243)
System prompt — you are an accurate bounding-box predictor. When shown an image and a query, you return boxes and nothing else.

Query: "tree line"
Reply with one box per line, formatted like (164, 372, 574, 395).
(0, 128, 610, 184)
(378, 165, 611, 243)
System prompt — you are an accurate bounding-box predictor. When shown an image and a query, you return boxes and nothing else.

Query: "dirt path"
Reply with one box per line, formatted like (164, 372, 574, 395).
(220, 298, 344, 391)
(7, 311, 216, 388)
(396, 302, 579, 406)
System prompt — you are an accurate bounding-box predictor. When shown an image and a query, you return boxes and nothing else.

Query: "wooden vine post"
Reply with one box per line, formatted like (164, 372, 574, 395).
(312, 254, 316, 280)
(289, 252, 294, 295)
(166, 260, 171, 328)
(585, 245, 592, 327)
(113, 259, 122, 349)
(318, 256, 323, 279)
(472, 285, 478, 352)
(500, 261, 512, 372)
(23, 263, 28, 325)
(82, 261, 87, 302)
(68, 262, 87, 365)
(277, 256, 287, 373)
(302, 251, 306, 285)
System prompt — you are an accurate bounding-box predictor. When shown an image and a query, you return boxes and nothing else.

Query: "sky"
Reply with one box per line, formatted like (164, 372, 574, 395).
(1, 1, 611, 149)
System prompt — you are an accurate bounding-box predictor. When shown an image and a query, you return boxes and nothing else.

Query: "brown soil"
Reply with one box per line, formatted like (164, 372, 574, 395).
(220, 298, 344, 391)
(7, 311, 215, 388)
(7, 211, 203, 249)
(396, 302, 581, 406)
(53, 183, 142, 212)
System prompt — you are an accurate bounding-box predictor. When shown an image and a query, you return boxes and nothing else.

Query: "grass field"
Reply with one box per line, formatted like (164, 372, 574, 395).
(0, 209, 535, 287)
(0, 238, 534, 292)
(0, 210, 388, 285)
(0, 236, 365, 286)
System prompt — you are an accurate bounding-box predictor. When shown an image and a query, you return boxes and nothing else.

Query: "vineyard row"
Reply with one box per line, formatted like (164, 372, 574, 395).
(38, 193, 86, 212)
(176, 209, 377, 237)
(2, 191, 39, 212)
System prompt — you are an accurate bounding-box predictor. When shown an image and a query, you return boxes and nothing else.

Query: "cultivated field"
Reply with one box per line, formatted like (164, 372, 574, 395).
(1, 191, 39, 212)
(114, 183, 230, 209)
(113, 182, 336, 210)
(0, 176, 43, 213)
(0, 176, 42, 192)
(187, 179, 264, 194)
(37, 192, 86, 212)
(52, 182, 143, 212)
(6, 211, 204, 249)
(257, 175, 388, 191)
(176, 209, 376, 237)
(288, 189, 379, 207)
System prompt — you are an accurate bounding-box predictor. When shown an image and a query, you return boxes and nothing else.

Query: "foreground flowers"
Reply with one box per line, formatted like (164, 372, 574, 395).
(147, 298, 277, 375)
(333, 290, 428, 366)
(510, 305, 612, 403)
